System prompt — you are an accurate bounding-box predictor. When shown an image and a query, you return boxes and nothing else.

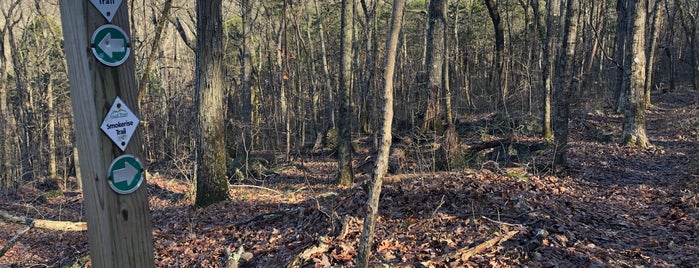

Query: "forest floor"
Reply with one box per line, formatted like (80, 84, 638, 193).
(1, 89, 699, 268)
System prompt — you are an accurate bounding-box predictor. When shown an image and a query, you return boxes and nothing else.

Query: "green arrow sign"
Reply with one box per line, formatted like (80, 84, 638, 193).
(91, 24, 131, 67)
(108, 154, 144, 194)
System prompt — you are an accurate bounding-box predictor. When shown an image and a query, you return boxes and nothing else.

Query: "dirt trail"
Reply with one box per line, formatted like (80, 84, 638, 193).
(529, 89, 699, 267)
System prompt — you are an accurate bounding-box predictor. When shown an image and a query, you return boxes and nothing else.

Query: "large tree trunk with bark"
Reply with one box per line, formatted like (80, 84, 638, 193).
(356, 0, 404, 266)
(337, 0, 354, 186)
(424, 0, 448, 129)
(195, 0, 231, 207)
(622, 0, 650, 147)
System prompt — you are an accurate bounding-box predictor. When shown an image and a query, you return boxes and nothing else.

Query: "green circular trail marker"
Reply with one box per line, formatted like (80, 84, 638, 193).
(108, 154, 144, 195)
(91, 24, 131, 67)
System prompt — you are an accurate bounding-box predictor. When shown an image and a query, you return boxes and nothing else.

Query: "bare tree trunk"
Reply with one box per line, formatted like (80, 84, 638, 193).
(195, 0, 231, 207)
(531, 0, 555, 139)
(241, 0, 254, 153)
(663, 0, 677, 93)
(337, 0, 355, 186)
(356, 0, 404, 266)
(675, 0, 699, 91)
(313, 0, 335, 130)
(644, 0, 663, 106)
(0, 6, 15, 186)
(614, 0, 629, 113)
(622, 0, 650, 147)
(554, 0, 581, 167)
(358, 0, 378, 145)
(424, 0, 447, 129)
(46, 74, 57, 180)
(485, 0, 507, 112)
(137, 0, 173, 108)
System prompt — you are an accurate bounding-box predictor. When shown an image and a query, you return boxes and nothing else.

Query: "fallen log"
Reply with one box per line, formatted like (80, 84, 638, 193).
(286, 236, 331, 268)
(422, 230, 519, 265)
(465, 136, 514, 155)
(0, 210, 87, 231)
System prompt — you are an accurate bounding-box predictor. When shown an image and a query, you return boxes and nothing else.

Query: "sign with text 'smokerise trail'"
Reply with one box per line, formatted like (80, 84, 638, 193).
(100, 96, 139, 151)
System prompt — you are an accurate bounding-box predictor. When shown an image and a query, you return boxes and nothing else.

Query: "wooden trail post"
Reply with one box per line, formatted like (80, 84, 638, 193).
(59, 0, 154, 267)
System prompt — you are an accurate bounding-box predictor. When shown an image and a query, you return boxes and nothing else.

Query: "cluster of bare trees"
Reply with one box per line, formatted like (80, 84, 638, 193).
(2, 0, 698, 194)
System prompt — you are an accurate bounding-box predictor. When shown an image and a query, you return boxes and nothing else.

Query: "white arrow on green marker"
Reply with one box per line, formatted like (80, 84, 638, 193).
(108, 154, 144, 195)
(113, 161, 138, 185)
(91, 24, 131, 67)
(98, 33, 126, 58)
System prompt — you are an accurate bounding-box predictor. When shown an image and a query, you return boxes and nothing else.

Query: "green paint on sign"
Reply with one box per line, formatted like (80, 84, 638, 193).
(91, 24, 131, 67)
(108, 154, 144, 194)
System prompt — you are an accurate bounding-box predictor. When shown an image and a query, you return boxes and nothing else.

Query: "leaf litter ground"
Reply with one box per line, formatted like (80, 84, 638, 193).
(1, 89, 698, 267)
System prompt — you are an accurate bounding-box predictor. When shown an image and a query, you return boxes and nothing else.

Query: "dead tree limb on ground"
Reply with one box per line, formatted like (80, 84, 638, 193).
(0, 210, 87, 231)
(422, 230, 519, 265)
(0, 225, 31, 258)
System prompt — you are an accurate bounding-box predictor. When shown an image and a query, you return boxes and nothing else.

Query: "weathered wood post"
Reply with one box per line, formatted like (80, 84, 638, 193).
(59, 0, 154, 267)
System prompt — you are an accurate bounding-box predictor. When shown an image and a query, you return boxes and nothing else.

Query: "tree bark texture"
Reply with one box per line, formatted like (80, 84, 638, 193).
(531, 0, 554, 139)
(644, 0, 663, 106)
(615, 0, 629, 113)
(485, 0, 507, 111)
(195, 0, 231, 207)
(622, 0, 650, 147)
(356, 0, 404, 266)
(424, 0, 447, 129)
(554, 0, 580, 167)
(337, 0, 355, 186)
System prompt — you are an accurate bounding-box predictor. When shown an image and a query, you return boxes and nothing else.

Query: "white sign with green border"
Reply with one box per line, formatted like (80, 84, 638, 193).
(108, 154, 144, 195)
(91, 24, 130, 67)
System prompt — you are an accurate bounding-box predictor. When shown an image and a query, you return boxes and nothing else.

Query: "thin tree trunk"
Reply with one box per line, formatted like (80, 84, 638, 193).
(614, 0, 629, 113)
(356, 0, 404, 266)
(675, 0, 698, 91)
(137, 0, 173, 108)
(337, 0, 355, 186)
(663, 0, 676, 93)
(484, 0, 506, 112)
(644, 0, 663, 106)
(531, 0, 555, 139)
(313, 0, 336, 130)
(554, 0, 581, 167)
(0, 17, 11, 186)
(46, 74, 57, 180)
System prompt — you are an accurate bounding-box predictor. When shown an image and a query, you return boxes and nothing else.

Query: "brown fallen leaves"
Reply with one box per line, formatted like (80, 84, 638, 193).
(1, 90, 698, 267)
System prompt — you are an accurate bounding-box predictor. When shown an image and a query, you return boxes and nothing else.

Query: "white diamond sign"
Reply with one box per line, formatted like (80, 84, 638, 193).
(100, 97, 139, 151)
(90, 0, 123, 23)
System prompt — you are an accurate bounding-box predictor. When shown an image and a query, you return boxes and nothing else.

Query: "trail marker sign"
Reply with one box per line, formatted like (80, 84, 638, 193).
(90, 0, 123, 23)
(91, 24, 130, 67)
(108, 154, 144, 194)
(100, 96, 139, 151)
